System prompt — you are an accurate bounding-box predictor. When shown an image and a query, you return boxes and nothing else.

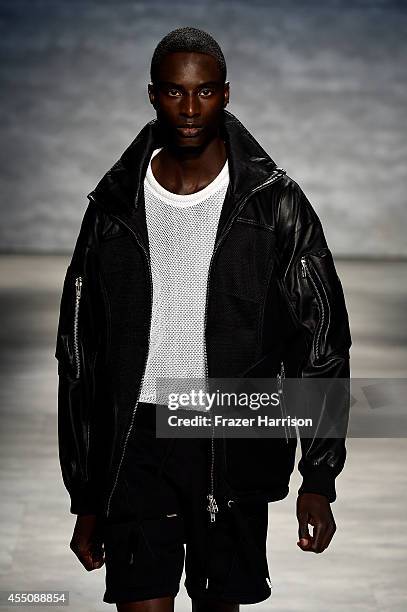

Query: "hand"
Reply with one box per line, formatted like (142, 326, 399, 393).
(296, 493, 336, 553)
(70, 514, 105, 571)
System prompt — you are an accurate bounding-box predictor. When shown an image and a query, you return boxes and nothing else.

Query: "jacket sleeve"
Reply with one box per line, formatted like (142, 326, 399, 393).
(277, 177, 352, 503)
(54, 200, 107, 515)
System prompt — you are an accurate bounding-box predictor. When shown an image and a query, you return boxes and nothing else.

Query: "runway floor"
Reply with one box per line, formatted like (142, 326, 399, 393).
(0, 255, 406, 611)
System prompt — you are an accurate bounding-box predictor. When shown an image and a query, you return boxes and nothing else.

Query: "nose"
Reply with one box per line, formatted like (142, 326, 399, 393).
(180, 93, 200, 118)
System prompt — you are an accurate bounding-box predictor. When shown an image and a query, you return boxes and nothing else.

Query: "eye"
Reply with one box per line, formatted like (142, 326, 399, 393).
(168, 88, 181, 97)
(200, 88, 213, 97)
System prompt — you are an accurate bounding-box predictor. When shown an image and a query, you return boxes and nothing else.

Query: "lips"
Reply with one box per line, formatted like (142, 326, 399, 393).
(176, 126, 203, 138)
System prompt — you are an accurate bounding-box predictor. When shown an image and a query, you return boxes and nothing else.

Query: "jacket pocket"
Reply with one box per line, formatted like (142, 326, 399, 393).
(55, 266, 85, 380)
(299, 248, 331, 363)
(56, 264, 98, 489)
(72, 275, 83, 379)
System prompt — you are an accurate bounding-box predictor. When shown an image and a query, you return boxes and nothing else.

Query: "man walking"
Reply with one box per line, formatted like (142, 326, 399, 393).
(55, 27, 352, 611)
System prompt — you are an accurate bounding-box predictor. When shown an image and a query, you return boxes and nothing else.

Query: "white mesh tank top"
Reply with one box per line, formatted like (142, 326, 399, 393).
(138, 147, 229, 406)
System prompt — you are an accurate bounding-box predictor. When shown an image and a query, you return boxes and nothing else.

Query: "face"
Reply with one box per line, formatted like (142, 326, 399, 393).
(148, 51, 229, 149)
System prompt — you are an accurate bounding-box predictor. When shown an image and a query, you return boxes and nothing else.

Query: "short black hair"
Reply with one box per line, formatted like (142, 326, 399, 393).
(150, 27, 227, 84)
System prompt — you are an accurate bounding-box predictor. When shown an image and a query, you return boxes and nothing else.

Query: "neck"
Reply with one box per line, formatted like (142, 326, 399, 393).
(152, 133, 228, 195)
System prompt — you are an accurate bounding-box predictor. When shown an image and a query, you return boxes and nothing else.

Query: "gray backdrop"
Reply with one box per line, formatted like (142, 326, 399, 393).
(1, 0, 406, 256)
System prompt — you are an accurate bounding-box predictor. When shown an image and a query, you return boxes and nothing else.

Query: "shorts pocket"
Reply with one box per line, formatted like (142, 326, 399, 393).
(206, 512, 238, 588)
(133, 515, 186, 588)
(226, 502, 269, 579)
(103, 515, 185, 592)
(139, 514, 186, 560)
(103, 520, 134, 565)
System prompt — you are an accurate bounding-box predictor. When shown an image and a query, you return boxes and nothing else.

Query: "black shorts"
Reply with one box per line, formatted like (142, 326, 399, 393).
(102, 402, 272, 605)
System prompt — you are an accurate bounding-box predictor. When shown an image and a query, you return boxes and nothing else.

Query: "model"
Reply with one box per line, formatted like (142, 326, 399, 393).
(55, 26, 352, 612)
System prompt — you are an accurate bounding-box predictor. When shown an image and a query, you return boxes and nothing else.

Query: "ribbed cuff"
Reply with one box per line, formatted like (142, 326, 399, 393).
(69, 483, 102, 516)
(298, 464, 337, 503)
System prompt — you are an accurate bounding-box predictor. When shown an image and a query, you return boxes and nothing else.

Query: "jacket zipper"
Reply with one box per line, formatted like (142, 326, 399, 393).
(204, 335, 218, 524)
(90, 208, 154, 518)
(72, 274, 91, 481)
(89, 168, 286, 520)
(300, 255, 330, 362)
(276, 360, 289, 443)
(203, 168, 286, 528)
(73, 276, 83, 380)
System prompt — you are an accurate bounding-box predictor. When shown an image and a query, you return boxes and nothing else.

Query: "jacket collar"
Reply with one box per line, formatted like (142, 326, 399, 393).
(88, 109, 279, 216)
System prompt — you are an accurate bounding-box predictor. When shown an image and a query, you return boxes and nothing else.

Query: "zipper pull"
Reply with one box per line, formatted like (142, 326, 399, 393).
(277, 361, 284, 393)
(278, 360, 289, 444)
(75, 276, 82, 298)
(207, 494, 218, 523)
(300, 257, 307, 278)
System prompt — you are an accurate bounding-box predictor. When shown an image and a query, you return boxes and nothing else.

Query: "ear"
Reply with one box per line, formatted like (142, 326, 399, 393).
(223, 81, 230, 107)
(148, 82, 156, 108)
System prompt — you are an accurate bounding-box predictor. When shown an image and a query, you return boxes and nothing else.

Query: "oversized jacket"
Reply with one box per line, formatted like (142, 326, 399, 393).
(54, 109, 352, 519)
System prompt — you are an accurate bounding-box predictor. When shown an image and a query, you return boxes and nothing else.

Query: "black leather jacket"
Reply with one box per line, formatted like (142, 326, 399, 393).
(55, 110, 352, 519)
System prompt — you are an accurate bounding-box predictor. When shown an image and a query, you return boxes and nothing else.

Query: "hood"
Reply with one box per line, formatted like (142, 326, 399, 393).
(87, 109, 279, 217)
